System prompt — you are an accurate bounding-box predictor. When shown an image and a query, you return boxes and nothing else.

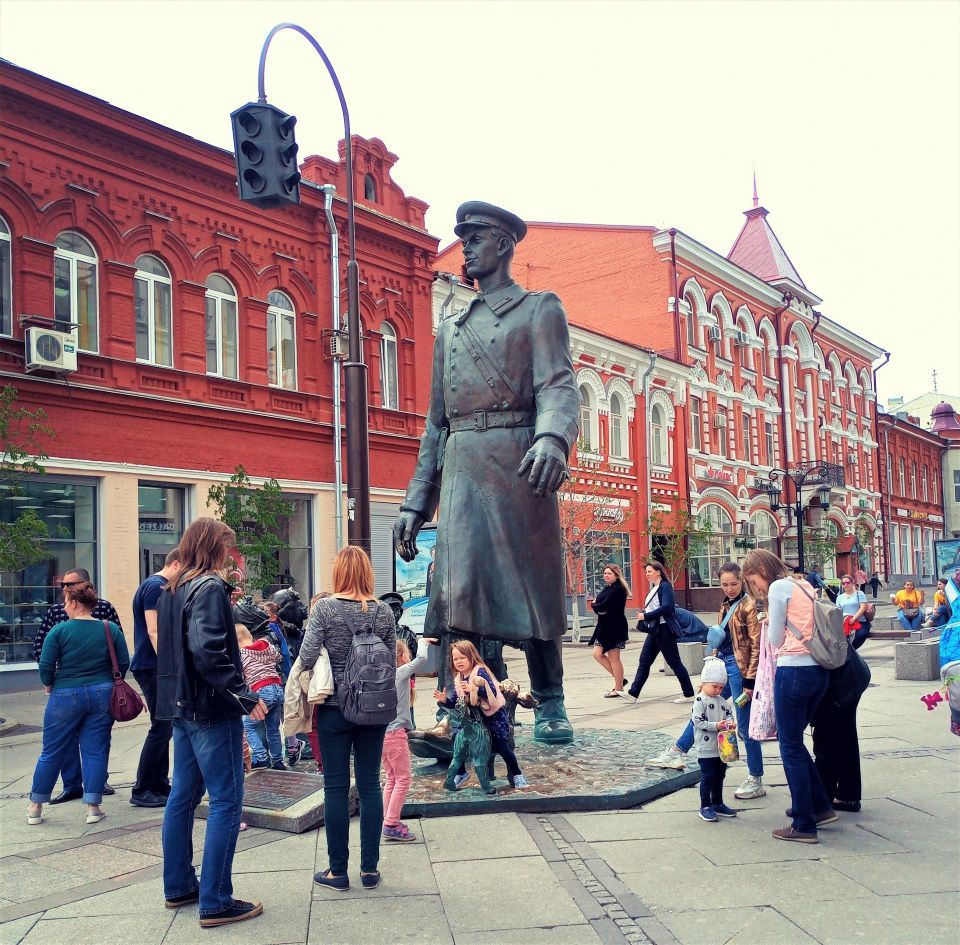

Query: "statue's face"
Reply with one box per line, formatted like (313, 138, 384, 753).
(461, 227, 503, 280)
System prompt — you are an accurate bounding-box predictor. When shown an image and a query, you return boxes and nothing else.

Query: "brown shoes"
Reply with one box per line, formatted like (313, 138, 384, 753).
(772, 826, 819, 844)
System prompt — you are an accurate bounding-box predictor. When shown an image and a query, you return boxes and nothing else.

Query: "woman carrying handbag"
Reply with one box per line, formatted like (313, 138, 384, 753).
(28, 581, 130, 826)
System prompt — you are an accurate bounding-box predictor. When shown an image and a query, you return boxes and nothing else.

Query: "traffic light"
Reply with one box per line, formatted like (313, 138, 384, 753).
(230, 102, 301, 209)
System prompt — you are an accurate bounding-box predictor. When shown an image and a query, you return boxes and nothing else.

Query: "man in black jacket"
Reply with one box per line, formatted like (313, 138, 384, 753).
(156, 521, 267, 929)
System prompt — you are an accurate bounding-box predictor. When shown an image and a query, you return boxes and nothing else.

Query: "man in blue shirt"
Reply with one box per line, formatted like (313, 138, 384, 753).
(130, 549, 181, 808)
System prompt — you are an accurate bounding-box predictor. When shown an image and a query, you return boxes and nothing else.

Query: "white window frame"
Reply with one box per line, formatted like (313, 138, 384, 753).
(716, 406, 728, 458)
(0, 215, 11, 337)
(764, 419, 775, 466)
(204, 274, 239, 379)
(742, 414, 752, 462)
(922, 465, 928, 504)
(578, 385, 598, 453)
(690, 396, 702, 452)
(898, 458, 905, 496)
(134, 254, 173, 367)
(379, 321, 399, 410)
(54, 231, 99, 352)
(651, 404, 666, 467)
(610, 393, 627, 459)
(267, 290, 297, 390)
(910, 461, 917, 500)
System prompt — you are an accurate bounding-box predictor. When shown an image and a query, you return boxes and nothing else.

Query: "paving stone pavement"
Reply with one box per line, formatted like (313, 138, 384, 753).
(0, 636, 958, 945)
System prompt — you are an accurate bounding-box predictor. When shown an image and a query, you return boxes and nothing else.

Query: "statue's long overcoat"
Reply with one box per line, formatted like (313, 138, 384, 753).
(401, 280, 580, 642)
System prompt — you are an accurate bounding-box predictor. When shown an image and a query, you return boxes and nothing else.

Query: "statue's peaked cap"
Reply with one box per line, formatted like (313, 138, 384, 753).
(454, 201, 527, 244)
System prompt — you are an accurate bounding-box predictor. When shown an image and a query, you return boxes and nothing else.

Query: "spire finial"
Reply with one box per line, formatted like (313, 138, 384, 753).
(752, 166, 759, 209)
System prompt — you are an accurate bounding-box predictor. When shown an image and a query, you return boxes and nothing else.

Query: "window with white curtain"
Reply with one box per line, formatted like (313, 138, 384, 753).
(0, 216, 11, 336)
(55, 232, 99, 351)
(690, 396, 702, 451)
(267, 290, 297, 389)
(204, 274, 238, 379)
(579, 385, 596, 452)
(379, 321, 399, 409)
(610, 393, 626, 459)
(134, 254, 172, 366)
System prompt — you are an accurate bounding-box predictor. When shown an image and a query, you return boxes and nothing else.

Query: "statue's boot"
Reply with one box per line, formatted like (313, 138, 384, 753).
(532, 697, 574, 744)
(409, 716, 453, 760)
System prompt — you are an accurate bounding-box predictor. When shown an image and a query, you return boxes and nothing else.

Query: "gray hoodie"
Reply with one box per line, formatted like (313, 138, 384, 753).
(691, 692, 735, 760)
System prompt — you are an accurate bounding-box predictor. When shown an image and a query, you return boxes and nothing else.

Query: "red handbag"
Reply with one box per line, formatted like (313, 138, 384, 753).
(102, 620, 144, 722)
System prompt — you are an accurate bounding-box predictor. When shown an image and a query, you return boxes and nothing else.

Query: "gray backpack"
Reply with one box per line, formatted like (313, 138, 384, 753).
(333, 600, 397, 726)
(786, 580, 848, 670)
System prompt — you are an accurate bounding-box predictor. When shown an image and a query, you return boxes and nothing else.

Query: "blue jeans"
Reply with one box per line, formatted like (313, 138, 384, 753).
(897, 609, 923, 630)
(774, 664, 831, 834)
(723, 652, 763, 777)
(59, 738, 84, 793)
(242, 684, 284, 765)
(162, 717, 245, 917)
(31, 682, 114, 805)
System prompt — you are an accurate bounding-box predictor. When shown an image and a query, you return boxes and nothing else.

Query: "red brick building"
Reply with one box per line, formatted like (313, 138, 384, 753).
(437, 198, 886, 608)
(877, 409, 947, 583)
(0, 61, 437, 667)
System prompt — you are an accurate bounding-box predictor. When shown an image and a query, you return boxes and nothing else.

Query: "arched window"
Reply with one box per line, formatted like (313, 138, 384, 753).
(364, 174, 378, 202)
(267, 290, 297, 389)
(750, 510, 779, 554)
(650, 403, 666, 466)
(55, 231, 98, 351)
(579, 385, 596, 452)
(0, 216, 11, 336)
(685, 296, 698, 349)
(690, 504, 735, 587)
(609, 393, 627, 459)
(204, 274, 238, 379)
(379, 321, 399, 410)
(134, 254, 172, 366)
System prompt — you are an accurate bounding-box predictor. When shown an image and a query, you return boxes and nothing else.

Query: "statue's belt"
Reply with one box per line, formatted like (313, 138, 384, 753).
(448, 409, 535, 433)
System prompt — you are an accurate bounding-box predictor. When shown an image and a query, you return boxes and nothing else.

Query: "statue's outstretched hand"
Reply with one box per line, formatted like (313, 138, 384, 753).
(394, 510, 425, 562)
(518, 436, 568, 497)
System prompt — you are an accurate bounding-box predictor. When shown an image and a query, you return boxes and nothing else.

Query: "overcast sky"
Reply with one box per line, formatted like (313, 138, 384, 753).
(2, 0, 957, 406)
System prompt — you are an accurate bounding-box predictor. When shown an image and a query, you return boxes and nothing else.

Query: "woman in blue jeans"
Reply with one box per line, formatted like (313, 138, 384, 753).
(743, 550, 834, 844)
(298, 546, 396, 891)
(28, 581, 128, 826)
(648, 563, 765, 799)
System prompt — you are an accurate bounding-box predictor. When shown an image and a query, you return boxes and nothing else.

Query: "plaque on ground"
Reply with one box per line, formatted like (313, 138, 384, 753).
(197, 768, 330, 833)
(402, 728, 700, 818)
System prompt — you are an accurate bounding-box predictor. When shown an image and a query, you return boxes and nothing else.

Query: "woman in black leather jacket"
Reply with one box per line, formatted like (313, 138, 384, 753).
(156, 518, 267, 929)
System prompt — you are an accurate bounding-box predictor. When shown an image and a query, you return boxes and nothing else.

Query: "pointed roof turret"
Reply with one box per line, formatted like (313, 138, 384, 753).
(727, 180, 821, 305)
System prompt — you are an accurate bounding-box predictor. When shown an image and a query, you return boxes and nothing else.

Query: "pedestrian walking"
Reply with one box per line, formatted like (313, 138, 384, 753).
(27, 580, 128, 827)
(742, 550, 835, 844)
(589, 564, 630, 697)
(868, 573, 883, 599)
(622, 562, 695, 704)
(33, 569, 120, 804)
(130, 549, 181, 808)
(300, 547, 396, 892)
(692, 658, 739, 823)
(855, 566, 868, 594)
(157, 518, 267, 928)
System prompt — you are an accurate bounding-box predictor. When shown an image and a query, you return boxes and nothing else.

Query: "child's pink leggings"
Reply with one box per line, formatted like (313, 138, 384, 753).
(381, 728, 412, 826)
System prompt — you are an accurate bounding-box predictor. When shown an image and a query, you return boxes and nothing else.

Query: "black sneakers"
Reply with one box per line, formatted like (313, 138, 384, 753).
(164, 889, 200, 909)
(198, 899, 263, 927)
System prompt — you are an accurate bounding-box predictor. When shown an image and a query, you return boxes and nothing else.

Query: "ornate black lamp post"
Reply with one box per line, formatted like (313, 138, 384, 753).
(761, 462, 845, 573)
(233, 23, 370, 552)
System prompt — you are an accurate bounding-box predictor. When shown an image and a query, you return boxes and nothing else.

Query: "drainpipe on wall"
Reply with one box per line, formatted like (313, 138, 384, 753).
(439, 272, 458, 324)
(642, 350, 659, 536)
(668, 229, 693, 606)
(874, 351, 892, 578)
(773, 293, 794, 554)
(321, 184, 345, 552)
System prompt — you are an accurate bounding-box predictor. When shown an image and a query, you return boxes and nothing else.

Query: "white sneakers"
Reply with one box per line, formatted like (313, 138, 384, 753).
(647, 747, 687, 770)
(734, 775, 766, 799)
(672, 695, 695, 704)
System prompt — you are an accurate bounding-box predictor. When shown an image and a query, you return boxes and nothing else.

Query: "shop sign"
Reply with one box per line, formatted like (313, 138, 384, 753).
(599, 507, 626, 523)
(908, 511, 930, 521)
(895, 508, 909, 517)
(857, 499, 870, 509)
(139, 518, 176, 533)
(930, 514, 944, 524)
(652, 502, 672, 512)
(704, 466, 733, 483)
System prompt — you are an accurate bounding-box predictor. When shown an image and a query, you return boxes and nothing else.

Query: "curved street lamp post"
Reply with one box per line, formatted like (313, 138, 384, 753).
(761, 462, 845, 573)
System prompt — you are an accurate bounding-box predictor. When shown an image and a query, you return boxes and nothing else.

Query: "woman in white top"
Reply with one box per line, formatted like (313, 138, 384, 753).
(741, 550, 834, 845)
(836, 573, 870, 650)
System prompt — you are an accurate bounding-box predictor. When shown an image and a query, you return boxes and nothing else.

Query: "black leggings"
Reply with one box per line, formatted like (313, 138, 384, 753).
(629, 625, 695, 698)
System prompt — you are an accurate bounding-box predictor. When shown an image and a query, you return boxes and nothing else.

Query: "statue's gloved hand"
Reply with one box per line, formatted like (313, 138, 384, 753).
(394, 510, 426, 561)
(517, 435, 569, 497)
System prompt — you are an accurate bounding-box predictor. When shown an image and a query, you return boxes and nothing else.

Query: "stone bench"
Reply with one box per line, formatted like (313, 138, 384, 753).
(663, 641, 705, 678)
(894, 640, 941, 681)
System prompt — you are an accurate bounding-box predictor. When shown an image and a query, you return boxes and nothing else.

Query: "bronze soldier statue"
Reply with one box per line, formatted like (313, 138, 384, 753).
(394, 202, 580, 744)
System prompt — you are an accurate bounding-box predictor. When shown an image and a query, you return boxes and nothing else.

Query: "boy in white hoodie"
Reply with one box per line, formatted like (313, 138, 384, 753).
(692, 658, 738, 822)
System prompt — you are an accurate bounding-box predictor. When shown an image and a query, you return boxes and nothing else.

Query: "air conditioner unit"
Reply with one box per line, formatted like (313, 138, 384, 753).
(847, 451, 857, 464)
(707, 326, 722, 343)
(25, 328, 77, 374)
(712, 412, 727, 429)
(328, 332, 348, 359)
(734, 330, 749, 346)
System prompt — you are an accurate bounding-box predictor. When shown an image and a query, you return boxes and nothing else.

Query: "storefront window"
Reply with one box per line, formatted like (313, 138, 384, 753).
(689, 504, 734, 587)
(261, 496, 313, 599)
(138, 484, 185, 580)
(583, 530, 632, 598)
(750, 510, 779, 554)
(0, 477, 97, 664)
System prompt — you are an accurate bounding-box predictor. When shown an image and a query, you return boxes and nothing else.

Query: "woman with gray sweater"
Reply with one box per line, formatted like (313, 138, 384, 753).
(297, 547, 396, 892)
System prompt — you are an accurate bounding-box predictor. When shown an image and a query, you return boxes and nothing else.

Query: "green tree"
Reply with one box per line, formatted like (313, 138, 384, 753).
(207, 465, 294, 595)
(0, 386, 54, 572)
(802, 526, 839, 574)
(638, 502, 713, 588)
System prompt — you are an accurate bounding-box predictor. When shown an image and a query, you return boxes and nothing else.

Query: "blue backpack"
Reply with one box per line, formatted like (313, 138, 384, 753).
(674, 607, 710, 643)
